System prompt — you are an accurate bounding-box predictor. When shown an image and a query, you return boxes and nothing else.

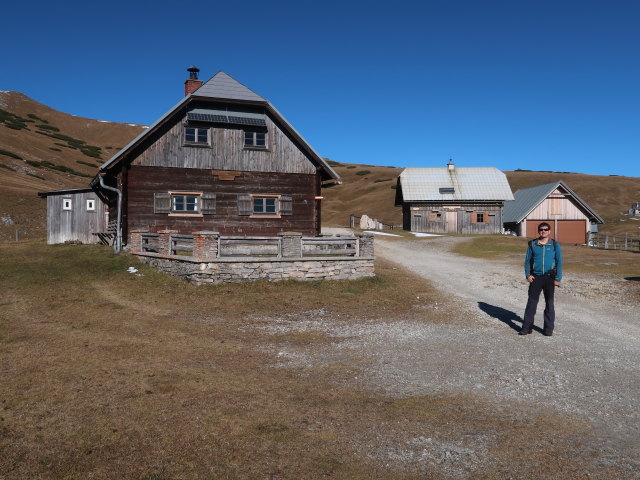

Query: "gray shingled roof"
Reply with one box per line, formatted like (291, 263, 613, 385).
(194, 71, 267, 102)
(97, 71, 339, 181)
(399, 167, 514, 202)
(503, 181, 604, 224)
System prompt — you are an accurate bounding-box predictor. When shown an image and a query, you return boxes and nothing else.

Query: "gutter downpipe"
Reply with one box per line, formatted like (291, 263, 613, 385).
(98, 173, 123, 254)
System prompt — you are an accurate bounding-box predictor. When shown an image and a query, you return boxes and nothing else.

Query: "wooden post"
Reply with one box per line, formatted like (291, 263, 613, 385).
(604, 234, 609, 249)
(625, 233, 628, 251)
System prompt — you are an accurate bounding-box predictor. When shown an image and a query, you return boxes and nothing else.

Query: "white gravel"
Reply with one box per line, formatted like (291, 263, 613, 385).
(252, 233, 640, 476)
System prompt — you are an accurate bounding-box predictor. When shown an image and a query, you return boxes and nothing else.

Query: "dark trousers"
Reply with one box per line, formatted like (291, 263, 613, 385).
(522, 275, 555, 333)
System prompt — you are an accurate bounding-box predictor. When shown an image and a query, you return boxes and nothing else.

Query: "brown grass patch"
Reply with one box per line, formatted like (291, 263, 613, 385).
(0, 242, 633, 479)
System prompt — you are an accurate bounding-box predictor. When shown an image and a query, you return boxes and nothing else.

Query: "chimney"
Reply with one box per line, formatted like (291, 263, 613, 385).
(447, 158, 455, 171)
(184, 66, 202, 96)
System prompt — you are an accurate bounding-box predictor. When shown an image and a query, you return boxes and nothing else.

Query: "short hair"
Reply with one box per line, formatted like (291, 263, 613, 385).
(538, 222, 551, 230)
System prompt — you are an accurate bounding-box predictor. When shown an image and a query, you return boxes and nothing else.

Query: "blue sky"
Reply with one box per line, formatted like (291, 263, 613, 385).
(2, 0, 638, 177)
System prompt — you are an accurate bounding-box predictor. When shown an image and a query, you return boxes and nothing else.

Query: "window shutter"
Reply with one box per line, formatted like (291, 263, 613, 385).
(154, 192, 171, 213)
(428, 212, 436, 222)
(484, 212, 491, 224)
(201, 193, 216, 215)
(471, 212, 477, 224)
(280, 196, 293, 215)
(237, 195, 252, 215)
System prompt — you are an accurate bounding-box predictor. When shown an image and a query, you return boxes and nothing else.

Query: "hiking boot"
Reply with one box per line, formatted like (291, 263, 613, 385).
(543, 331, 553, 336)
(518, 329, 532, 336)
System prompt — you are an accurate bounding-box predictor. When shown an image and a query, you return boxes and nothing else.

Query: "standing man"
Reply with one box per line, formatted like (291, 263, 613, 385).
(520, 222, 563, 336)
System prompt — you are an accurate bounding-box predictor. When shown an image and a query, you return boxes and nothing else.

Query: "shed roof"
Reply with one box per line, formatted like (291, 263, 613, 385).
(399, 167, 514, 202)
(96, 71, 339, 182)
(503, 181, 604, 224)
(37, 187, 96, 197)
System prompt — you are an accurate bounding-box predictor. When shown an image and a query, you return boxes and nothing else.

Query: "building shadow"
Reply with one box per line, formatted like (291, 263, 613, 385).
(477, 302, 543, 333)
(625, 277, 640, 282)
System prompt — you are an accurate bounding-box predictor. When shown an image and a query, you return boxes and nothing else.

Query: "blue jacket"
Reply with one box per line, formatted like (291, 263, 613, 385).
(524, 239, 562, 281)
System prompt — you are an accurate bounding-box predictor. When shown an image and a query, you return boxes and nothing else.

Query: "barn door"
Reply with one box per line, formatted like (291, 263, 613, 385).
(446, 211, 457, 233)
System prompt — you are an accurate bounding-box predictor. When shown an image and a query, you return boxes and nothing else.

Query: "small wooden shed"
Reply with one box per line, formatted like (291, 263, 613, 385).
(38, 188, 109, 244)
(503, 181, 604, 244)
(395, 161, 514, 234)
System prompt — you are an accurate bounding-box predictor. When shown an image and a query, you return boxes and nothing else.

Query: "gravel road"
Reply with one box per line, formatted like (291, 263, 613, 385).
(257, 233, 640, 477)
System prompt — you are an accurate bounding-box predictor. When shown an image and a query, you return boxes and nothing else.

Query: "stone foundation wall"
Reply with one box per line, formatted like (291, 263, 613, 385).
(136, 255, 375, 285)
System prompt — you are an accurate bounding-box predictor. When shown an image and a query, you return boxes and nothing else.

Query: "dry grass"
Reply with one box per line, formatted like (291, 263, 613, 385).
(453, 234, 640, 277)
(0, 242, 632, 479)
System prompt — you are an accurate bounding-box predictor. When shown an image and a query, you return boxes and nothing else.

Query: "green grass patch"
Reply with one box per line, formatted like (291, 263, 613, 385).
(27, 113, 48, 123)
(36, 124, 60, 132)
(390, 185, 397, 189)
(356, 170, 371, 176)
(27, 173, 46, 180)
(346, 166, 356, 169)
(0, 149, 22, 160)
(373, 178, 392, 183)
(49, 147, 62, 152)
(76, 160, 99, 168)
(0, 163, 16, 171)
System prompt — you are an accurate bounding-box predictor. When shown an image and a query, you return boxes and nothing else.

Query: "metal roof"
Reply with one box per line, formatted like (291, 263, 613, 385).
(97, 71, 339, 182)
(503, 181, 604, 224)
(38, 187, 96, 197)
(194, 71, 267, 102)
(399, 167, 514, 202)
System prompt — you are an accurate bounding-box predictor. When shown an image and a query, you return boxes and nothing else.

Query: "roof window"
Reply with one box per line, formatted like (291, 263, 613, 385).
(439, 187, 455, 194)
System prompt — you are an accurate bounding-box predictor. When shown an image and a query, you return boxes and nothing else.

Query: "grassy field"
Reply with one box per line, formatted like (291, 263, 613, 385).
(452, 234, 640, 279)
(1, 242, 636, 478)
(0, 242, 444, 479)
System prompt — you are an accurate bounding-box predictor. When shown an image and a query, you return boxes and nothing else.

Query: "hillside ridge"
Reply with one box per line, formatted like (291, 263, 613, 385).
(1, 92, 638, 241)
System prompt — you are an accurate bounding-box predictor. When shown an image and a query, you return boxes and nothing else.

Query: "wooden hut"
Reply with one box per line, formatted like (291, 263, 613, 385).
(395, 161, 514, 234)
(37, 188, 108, 244)
(503, 181, 604, 244)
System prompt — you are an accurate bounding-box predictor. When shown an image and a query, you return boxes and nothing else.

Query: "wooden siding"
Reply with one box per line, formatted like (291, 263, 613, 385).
(46, 192, 108, 244)
(527, 190, 590, 221)
(404, 203, 503, 234)
(126, 166, 319, 238)
(525, 219, 587, 244)
(131, 108, 316, 174)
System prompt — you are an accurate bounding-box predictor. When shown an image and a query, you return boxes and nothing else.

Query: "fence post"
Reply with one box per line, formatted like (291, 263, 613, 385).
(129, 228, 149, 254)
(157, 229, 177, 256)
(625, 233, 628, 250)
(280, 232, 303, 258)
(193, 231, 219, 260)
(356, 232, 375, 257)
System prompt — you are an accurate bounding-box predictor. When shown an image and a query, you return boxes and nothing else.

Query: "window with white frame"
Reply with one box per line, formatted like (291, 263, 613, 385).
(184, 127, 209, 145)
(63, 198, 72, 210)
(253, 196, 277, 214)
(244, 131, 267, 148)
(86, 199, 96, 211)
(172, 193, 200, 213)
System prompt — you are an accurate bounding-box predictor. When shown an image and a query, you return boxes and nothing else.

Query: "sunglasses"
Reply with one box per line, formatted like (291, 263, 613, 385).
(538, 228, 550, 232)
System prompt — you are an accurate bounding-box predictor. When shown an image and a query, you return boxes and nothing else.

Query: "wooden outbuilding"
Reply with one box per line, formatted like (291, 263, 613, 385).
(503, 181, 604, 244)
(395, 161, 514, 234)
(42, 67, 340, 247)
(37, 187, 108, 244)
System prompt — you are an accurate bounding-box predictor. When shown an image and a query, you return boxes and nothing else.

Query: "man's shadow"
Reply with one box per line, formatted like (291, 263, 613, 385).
(477, 302, 543, 333)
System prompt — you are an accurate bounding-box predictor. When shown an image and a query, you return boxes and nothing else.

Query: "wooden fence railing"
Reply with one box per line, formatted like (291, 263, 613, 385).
(134, 231, 373, 260)
(588, 232, 640, 252)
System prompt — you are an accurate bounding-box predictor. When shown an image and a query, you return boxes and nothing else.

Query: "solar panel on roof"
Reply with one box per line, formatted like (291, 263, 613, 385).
(228, 116, 267, 126)
(439, 187, 455, 194)
(187, 113, 229, 123)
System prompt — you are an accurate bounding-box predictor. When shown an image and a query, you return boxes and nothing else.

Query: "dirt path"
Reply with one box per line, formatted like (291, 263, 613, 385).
(263, 233, 640, 477)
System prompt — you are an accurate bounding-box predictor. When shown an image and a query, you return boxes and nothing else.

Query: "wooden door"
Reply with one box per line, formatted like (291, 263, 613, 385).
(446, 211, 457, 233)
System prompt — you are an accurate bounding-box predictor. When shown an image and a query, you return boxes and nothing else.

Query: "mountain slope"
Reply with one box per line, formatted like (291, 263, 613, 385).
(0, 91, 144, 240)
(1, 92, 638, 241)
